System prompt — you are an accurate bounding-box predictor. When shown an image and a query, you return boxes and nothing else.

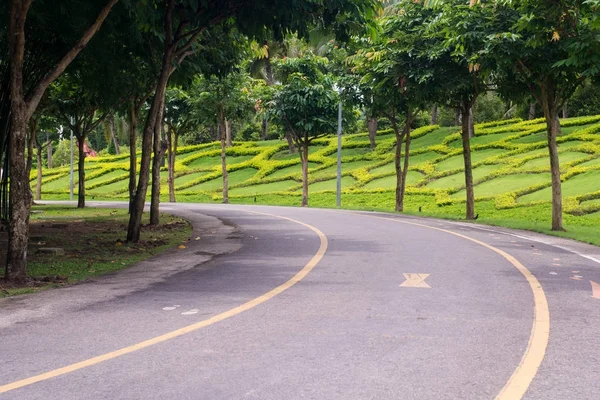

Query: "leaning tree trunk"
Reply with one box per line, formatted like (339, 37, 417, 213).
(128, 102, 138, 215)
(529, 102, 536, 120)
(300, 138, 309, 207)
(367, 117, 377, 150)
(285, 131, 296, 154)
(76, 133, 86, 209)
(167, 128, 177, 203)
(150, 98, 166, 226)
(461, 106, 475, 220)
(127, 46, 173, 243)
(6, 103, 31, 282)
(47, 138, 53, 169)
(35, 144, 43, 201)
(540, 88, 564, 231)
(219, 117, 229, 204)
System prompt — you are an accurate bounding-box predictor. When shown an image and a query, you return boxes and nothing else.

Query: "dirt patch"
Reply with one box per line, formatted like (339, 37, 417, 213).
(0, 210, 191, 296)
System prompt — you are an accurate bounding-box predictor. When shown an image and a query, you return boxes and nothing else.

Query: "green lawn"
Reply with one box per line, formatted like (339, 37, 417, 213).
(453, 173, 551, 199)
(436, 149, 506, 172)
(520, 152, 590, 169)
(426, 164, 505, 189)
(519, 170, 600, 202)
(230, 180, 299, 196)
(309, 176, 357, 192)
(33, 115, 600, 247)
(363, 171, 424, 189)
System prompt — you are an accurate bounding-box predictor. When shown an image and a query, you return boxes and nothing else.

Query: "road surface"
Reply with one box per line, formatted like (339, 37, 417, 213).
(1, 203, 600, 399)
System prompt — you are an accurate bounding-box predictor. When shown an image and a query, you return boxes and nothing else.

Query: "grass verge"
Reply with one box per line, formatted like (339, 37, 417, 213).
(0, 205, 192, 298)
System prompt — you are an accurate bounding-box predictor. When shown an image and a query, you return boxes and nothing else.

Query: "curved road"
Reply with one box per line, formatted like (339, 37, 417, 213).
(1, 203, 600, 399)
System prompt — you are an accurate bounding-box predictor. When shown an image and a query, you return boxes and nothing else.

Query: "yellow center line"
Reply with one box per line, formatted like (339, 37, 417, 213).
(353, 213, 549, 400)
(0, 210, 328, 395)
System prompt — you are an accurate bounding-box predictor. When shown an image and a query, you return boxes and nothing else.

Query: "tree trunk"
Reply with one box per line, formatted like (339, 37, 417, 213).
(167, 128, 176, 203)
(540, 87, 564, 231)
(392, 111, 413, 212)
(5, 0, 118, 281)
(431, 104, 438, 125)
(468, 106, 475, 138)
(26, 122, 35, 180)
(285, 131, 296, 153)
(394, 128, 405, 212)
(127, 46, 174, 242)
(562, 102, 568, 119)
(225, 118, 232, 147)
(128, 102, 137, 215)
(261, 118, 268, 141)
(36, 145, 43, 201)
(109, 114, 120, 155)
(47, 137, 53, 169)
(150, 98, 166, 226)
(455, 109, 461, 126)
(461, 106, 475, 220)
(300, 139, 309, 207)
(529, 102, 536, 120)
(6, 104, 31, 282)
(76, 132, 86, 209)
(367, 117, 377, 150)
(219, 117, 229, 204)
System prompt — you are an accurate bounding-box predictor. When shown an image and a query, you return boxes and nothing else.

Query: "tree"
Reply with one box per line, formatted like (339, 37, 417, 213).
(127, 0, 378, 241)
(190, 71, 254, 204)
(269, 55, 340, 207)
(3, 0, 118, 281)
(430, 0, 507, 220)
(353, 1, 440, 211)
(164, 87, 195, 203)
(483, 0, 600, 231)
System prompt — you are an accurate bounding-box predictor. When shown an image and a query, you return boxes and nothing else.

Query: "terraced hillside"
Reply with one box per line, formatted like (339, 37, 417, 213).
(34, 116, 600, 243)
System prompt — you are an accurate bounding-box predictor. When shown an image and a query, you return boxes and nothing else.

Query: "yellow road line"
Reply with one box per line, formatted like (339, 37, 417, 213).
(355, 214, 549, 400)
(0, 211, 328, 395)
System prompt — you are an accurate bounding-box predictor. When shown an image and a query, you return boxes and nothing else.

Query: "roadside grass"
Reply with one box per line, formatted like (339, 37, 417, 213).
(33, 115, 600, 247)
(0, 205, 192, 298)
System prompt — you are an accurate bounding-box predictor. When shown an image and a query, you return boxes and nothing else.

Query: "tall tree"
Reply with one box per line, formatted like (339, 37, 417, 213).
(269, 55, 340, 207)
(127, 0, 378, 241)
(4, 0, 118, 281)
(489, 0, 600, 231)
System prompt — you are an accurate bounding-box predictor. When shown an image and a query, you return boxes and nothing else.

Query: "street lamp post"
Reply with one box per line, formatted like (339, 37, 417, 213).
(336, 101, 342, 208)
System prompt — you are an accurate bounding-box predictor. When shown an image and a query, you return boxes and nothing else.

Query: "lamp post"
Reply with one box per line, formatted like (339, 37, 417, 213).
(69, 119, 74, 201)
(336, 100, 342, 208)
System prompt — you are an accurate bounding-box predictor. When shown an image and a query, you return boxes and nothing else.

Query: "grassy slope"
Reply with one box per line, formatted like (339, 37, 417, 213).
(34, 116, 600, 246)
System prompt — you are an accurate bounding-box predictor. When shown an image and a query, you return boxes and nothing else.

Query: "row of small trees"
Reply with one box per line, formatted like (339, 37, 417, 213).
(1, 0, 378, 282)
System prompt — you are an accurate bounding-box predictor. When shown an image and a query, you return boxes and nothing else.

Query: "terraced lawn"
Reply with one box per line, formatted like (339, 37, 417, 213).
(435, 149, 506, 172)
(309, 176, 357, 192)
(452, 173, 552, 199)
(363, 171, 425, 189)
(519, 170, 600, 203)
(230, 180, 299, 196)
(34, 115, 600, 246)
(520, 152, 591, 169)
(426, 164, 505, 189)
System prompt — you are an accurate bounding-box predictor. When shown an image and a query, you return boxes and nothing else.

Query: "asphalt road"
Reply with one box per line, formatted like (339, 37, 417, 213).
(1, 203, 600, 400)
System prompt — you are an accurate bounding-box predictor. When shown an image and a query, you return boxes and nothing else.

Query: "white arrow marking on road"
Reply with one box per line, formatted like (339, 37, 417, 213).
(591, 281, 600, 300)
(400, 273, 431, 289)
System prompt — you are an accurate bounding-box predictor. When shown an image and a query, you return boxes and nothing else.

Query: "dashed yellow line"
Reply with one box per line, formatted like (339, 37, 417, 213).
(0, 211, 328, 395)
(355, 213, 549, 400)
